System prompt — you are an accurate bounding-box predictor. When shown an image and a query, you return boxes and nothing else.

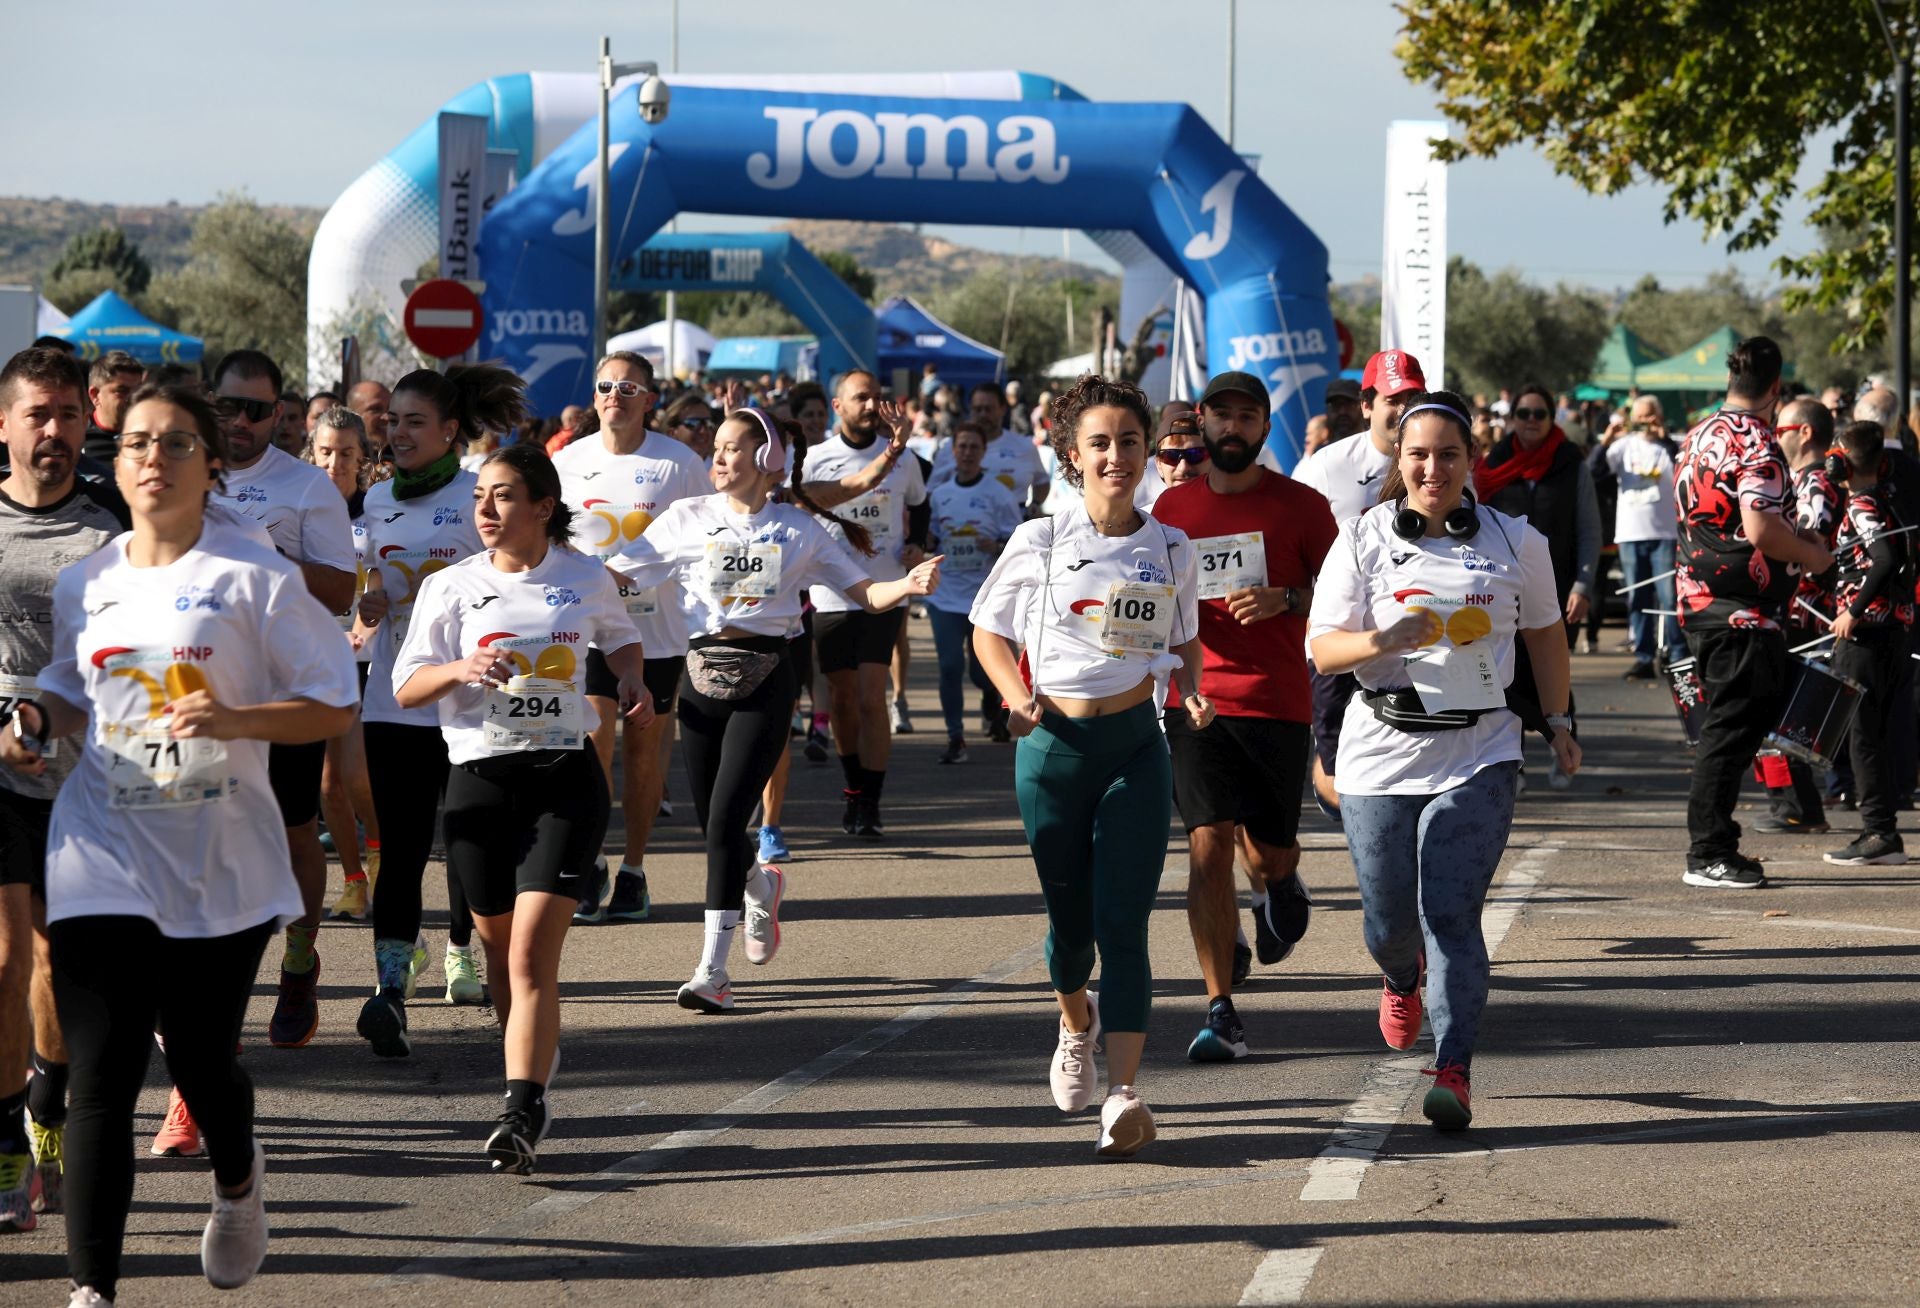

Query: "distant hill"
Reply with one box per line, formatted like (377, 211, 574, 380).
(774, 219, 1114, 297)
(0, 196, 323, 285)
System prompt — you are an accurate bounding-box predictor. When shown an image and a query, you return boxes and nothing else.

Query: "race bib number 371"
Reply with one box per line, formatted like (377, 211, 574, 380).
(1192, 532, 1267, 600)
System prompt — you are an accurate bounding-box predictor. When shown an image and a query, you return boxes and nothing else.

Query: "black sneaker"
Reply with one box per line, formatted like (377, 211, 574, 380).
(1682, 858, 1767, 889)
(804, 725, 830, 764)
(356, 987, 411, 1058)
(841, 790, 862, 835)
(1823, 832, 1909, 866)
(1751, 813, 1830, 834)
(1622, 661, 1656, 681)
(606, 869, 651, 920)
(939, 735, 969, 764)
(1258, 872, 1313, 964)
(1185, 997, 1249, 1062)
(484, 1107, 549, 1176)
(1231, 940, 1252, 988)
(855, 797, 885, 840)
(572, 859, 610, 924)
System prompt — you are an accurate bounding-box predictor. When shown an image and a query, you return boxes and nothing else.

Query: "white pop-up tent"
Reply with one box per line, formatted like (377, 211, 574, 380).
(606, 319, 719, 379)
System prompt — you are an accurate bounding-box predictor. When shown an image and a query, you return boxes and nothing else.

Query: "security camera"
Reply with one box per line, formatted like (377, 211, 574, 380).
(638, 75, 671, 125)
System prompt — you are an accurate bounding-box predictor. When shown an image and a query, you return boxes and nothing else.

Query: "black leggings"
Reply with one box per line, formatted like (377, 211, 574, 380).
(443, 749, 610, 916)
(50, 915, 273, 1299)
(679, 654, 796, 910)
(364, 721, 474, 947)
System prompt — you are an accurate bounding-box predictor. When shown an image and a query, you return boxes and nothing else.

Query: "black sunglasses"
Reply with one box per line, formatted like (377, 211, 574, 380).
(1156, 446, 1209, 466)
(212, 395, 276, 424)
(1512, 406, 1552, 421)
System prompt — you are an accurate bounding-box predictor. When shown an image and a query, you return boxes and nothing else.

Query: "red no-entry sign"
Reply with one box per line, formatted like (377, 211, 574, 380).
(404, 279, 484, 359)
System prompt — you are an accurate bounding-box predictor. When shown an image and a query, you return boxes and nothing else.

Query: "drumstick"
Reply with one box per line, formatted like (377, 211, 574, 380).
(1794, 597, 1833, 629)
(1791, 633, 1837, 655)
(1616, 569, 1678, 594)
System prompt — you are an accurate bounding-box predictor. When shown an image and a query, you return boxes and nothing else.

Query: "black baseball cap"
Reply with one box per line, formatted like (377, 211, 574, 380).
(1199, 370, 1271, 414)
(1325, 378, 1361, 402)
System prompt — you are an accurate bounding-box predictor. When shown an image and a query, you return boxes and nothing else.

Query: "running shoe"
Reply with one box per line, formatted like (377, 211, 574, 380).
(1379, 976, 1424, 1051)
(28, 1118, 62, 1214)
(1621, 660, 1656, 681)
(1682, 857, 1767, 889)
(890, 698, 913, 734)
(1186, 997, 1249, 1062)
(444, 944, 485, 1005)
(201, 1140, 268, 1289)
(1231, 939, 1252, 988)
(1548, 764, 1572, 791)
(677, 967, 734, 1014)
(573, 860, 610, 924)
(658, 797, 674, 818)
(1824, 832, 1909, 866)
(1096, 1087, 1156, 1158)
(743, 866, 786, 966)
(318, 826, 336, 853)
(485, 1107, 550, 1176)
(268, 959, 320, 1048)
(606, 869, 652, 921)
(67, 1288, 112, 1305)
(1752, 814, 1830, 834)
(329, 875, 371, 921)
(1049, 997, 1102, 1112)
(790, 708, 807, 737)
(939, 735, 969, 764)
(402, 934, 428, 1000)
(840, 790, 861, 835)
(1259, 871, 1313, 964)
(152, 1087, 204, 1157)
(855, 798, 885, 840)
(357, 987, 411, 1058)
(1421, 1063, 1473, 1130)
(0, 1151, 38, 1232)
(804, 724, 830, 763)
(757, 825, 791, 862)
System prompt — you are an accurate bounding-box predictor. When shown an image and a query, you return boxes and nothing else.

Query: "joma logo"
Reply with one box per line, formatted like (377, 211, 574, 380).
(747, 108, 1070, 192)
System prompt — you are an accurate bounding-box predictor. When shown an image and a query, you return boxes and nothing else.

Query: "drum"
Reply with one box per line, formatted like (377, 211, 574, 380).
(1766, 654, 1863, 770)
(1666, 656, 1708, 746)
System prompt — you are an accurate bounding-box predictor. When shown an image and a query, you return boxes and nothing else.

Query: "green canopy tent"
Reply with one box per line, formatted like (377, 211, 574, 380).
(1592, 326, 1792, 425)
(1587, 323, 1660, 392)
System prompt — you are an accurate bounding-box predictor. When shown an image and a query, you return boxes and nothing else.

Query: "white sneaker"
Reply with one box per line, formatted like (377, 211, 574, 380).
(677, 967, 734, 1013)
(1097, 1087, 1157, 1158)
(889, 698, 912, 734)
(743, 866, 785, 966)
(1048, 996, 1102, 1112)
(201, 1139, 268, 1289)
(444, 943, 485, 1005)
(68, 1289, 114, 1306)
(1548, 765, 1572, 791)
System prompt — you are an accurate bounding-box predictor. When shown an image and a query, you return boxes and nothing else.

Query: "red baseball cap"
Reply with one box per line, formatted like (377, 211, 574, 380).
(1361, 350, 1426, 398)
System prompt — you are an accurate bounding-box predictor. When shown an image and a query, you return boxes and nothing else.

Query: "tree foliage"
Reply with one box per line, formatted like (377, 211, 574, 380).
(928, 271, 1119, 384)
(1444, 258, 1610, 396)
(45, 227, 153, 312)
(148, 194, 314, 387)
(817, 249, 877, 303)
(1399, 0, 1908, 355)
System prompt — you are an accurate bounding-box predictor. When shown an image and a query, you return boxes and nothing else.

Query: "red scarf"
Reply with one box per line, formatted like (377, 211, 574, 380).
(1475, 425, 1566, 498)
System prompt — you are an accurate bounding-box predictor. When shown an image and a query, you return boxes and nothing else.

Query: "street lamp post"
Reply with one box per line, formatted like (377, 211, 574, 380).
(592, 36, 667, 365)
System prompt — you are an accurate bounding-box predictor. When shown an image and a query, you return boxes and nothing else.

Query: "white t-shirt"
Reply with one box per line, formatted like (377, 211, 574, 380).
(930, 429, 1047, 504)
(611, 495, 875, 640)
(1292, 433, 1395, 527)
(212, 443, 357, 578)
(359, 473, 485, 728)
(1604, 433, 1679, 543)
(1306, 502, 1560, 796)
(38, 520, 360, 936)
(926, 475, 1025, 614)
(393, 546, 640, 766)
(553, 430, 711, 659)
(804, 434, 928, 613)
(970, 503, 1200, 700)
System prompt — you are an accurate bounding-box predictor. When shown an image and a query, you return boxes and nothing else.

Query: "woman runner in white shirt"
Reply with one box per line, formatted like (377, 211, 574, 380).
(1, 384, 358, 1302)
(970, 374, 1213, 1158)
(394, 444, 645, 1175)
(1307, 390, 1579, 1131)
(611, 409, 942, 1013)
(925, 421, 1024, 761)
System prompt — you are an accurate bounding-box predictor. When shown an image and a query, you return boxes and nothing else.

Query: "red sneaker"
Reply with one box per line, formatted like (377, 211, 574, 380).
(1421, 1063, 1472, 1130)
(1378, 977, 1423, 1051)
(152, 1087, 204, 1157)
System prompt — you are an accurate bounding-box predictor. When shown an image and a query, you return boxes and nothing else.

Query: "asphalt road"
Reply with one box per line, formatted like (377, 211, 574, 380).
(6, 623, 1919, 1306)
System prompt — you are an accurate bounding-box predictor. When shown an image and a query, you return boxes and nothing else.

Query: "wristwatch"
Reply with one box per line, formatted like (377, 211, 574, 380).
(1545, 713, 1573, 732)
(1281, 586, 1299, 613)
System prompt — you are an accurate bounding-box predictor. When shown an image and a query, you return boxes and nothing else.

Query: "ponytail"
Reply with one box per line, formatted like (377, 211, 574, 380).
(785, 418, 875, 555)
(393, 363, 529, 445)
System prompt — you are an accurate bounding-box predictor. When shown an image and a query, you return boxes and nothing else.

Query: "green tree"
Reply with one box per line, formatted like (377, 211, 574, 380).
(1398, 1, 1907, 356)
(1444, 257, 1609, 397)
(929, 271, 1118, 382)
(817, 249, 877, 303)
(148, 194, 315, 387)
(45, 227, 153, 313)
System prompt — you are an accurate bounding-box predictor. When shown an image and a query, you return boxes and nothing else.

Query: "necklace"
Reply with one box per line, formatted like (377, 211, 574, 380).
(1089, 511, 1138, 535)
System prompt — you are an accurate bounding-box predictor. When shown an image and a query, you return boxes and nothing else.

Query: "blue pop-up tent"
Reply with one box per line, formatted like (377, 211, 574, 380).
(707, 336, 818, 378)
(875, 295, 1003, 389)
(57, 291, 202, 365)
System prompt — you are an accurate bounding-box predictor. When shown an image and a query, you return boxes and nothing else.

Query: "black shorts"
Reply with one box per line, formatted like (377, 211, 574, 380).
(444, 748, 610, 916)
(814, 608, 906, 674)
(1166, 714, 1311, 848)
(268, 739, 327, 827)
(787, 625, 814, 703)
(1309, 669, 1356, 773)
(0, 787, 52, 896)
(584, 649, 684, 715)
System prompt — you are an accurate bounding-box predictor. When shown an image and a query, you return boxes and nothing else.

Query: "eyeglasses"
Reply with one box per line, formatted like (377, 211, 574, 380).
(595, 379, 652, 398)
(1512, 406, 1552, 421)
(1155, 446, 1209, 466)
(211, 395, 276, 424)
(1775, 423, 1810, 436)
(676, 415, 712, 431)
(117, 430, 205, 461)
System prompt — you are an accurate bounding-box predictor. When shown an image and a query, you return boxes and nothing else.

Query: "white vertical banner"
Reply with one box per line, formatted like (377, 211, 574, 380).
(437, 112, 488, 284)
(481, 149, 517, 225)
(1380, 120, 1448, 387)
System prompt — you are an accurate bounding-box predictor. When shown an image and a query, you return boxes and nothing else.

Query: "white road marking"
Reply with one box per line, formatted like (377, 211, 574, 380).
(1238, 1247, 1327, 1305)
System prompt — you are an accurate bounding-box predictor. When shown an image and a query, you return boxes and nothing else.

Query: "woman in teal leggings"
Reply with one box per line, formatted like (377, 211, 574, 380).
(972, 374, 1212, 1158)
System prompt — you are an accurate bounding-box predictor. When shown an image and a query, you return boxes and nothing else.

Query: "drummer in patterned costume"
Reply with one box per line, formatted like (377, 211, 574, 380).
(1755, 396, 1842, 835)
(1674, 337, 1833, 890)
(1819, 420, 1916, 867)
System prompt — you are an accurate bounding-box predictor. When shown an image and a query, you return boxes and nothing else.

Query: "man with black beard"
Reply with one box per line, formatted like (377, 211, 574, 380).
(1150, 371, 1338, 1061)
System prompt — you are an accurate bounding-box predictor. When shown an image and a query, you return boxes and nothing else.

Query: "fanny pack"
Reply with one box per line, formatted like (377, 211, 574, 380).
(686, 636, 785, 701)
(1362, 686, 1492, 733)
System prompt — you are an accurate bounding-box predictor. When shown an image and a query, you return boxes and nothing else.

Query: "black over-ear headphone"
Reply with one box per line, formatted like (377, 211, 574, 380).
(1393, 491, 1481, 542)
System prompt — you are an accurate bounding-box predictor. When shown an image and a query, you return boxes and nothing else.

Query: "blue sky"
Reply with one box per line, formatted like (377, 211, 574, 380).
(1, 0, 1821, 291)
